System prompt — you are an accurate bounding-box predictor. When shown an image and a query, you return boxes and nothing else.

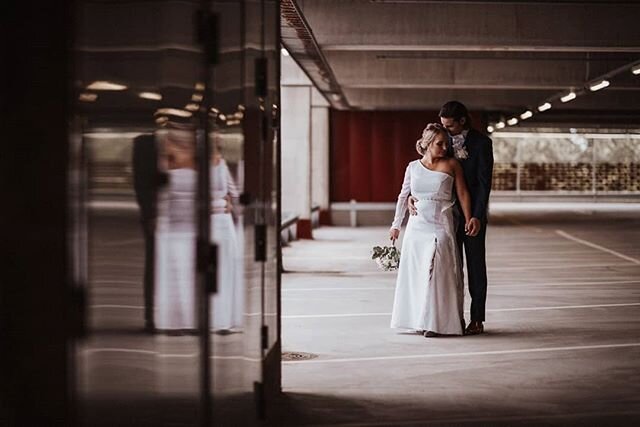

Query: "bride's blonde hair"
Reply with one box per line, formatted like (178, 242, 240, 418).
(416, 123, 448, 156)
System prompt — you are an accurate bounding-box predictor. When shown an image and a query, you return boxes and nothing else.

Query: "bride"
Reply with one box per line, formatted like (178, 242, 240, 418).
(389, 123, 478, 337)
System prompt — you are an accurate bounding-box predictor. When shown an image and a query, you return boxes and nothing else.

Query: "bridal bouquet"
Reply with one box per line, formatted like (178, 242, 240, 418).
(371, 245, 401, 271)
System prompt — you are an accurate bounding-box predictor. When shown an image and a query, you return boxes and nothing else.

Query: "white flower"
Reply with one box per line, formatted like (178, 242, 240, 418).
(454, 146, 468, 160)
(371, 245, 401, 271)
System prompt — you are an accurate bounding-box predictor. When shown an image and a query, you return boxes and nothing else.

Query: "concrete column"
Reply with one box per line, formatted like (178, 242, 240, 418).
(311, 87, 331, 225)
(281, 52, 313, 238)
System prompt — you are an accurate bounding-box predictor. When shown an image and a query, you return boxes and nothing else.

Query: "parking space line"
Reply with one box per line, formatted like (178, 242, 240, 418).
(283, 302, 640, 319)
(283, 342, 640, 365)
(556, 230, 640, 265)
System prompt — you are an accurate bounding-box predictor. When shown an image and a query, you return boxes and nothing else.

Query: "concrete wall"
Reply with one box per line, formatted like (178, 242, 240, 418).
(281, 50, 330, 237)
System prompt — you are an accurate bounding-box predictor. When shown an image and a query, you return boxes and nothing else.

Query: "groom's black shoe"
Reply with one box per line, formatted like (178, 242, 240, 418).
(465, 321, 484, 335)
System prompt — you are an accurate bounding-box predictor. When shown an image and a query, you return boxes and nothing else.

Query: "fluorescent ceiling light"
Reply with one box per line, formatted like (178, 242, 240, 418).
(191, 93, 203, 102)
(139, 92, 162, 101)
(195, 82, 205, 91)
(507, 118, 518, 126)
(560, 92, 577, 103)
(185, 103, 200, 112)
(495, 121, 506, 129)
(632, 64, 640, 75)
(538, 102, 552, 112)
(520, 110, 533, 120)
(486, 125, 494, 133)
(218, 114, 227, 121)
(281, 48, 290, 57)
(154, 108, 192, 118)
(589, 80, 610, 92)
(87, 81, 127, 91)
(78, 93, 97, 102)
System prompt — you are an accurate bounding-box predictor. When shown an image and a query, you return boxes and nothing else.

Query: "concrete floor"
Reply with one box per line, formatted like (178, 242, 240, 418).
(278, 206, 640, 426)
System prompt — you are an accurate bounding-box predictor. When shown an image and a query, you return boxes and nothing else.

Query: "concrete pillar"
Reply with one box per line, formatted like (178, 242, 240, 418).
(311, 87, 331, 225)
(281, 52, 313, 238)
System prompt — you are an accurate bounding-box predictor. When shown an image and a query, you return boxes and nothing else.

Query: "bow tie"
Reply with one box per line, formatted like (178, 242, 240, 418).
(451, 134, 466, 148)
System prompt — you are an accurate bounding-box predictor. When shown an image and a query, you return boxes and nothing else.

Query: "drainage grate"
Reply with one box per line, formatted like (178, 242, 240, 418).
(282, 351, 318, 361)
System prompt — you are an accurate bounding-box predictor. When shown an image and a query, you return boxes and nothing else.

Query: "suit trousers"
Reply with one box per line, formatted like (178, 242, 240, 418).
(142, 220, 155, 329)
(456, 220, 488, 322)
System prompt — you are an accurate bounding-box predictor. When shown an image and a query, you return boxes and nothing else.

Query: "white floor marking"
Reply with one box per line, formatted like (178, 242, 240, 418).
(487, 302, 640, 312)
(282, 280, 640, 292)
(84, 348, 260, 362)
(283, 302, 640, 319)
(283, 342, 640, 365)
(556, 229, 640, 265)
(91, 304, 144, 309)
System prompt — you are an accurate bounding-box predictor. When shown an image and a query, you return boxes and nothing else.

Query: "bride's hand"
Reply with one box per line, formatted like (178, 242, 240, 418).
(389, 228, 400, 242)
(408, 196, 418, 215)
(464, 218, 480, 236)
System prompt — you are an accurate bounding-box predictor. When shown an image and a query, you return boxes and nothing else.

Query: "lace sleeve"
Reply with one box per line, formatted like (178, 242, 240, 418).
(391, 163, 412, 230)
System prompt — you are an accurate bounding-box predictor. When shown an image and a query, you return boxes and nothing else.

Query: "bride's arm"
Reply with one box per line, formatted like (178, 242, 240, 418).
(452, 159, 473, 227)
(391, 163, 411, 230)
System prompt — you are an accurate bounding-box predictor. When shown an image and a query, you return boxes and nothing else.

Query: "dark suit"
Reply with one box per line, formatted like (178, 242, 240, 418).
(453, 128, 494, 322)
(132, 134, 158, 330)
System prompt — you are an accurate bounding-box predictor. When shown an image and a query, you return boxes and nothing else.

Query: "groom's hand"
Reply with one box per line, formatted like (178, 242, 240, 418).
(408, 196, 418, 215)
(466, 218, 481, 236)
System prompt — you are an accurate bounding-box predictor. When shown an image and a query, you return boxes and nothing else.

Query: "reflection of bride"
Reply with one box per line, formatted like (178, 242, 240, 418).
(154, 130, 198, 331)
(210, 144, 243, 331)
(154, 130, 243, 332)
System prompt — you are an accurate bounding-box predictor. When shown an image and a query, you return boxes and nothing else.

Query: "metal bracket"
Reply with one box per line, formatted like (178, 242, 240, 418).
(255, 224, 267, 262)
(255, 57, 268, 97)
(196, 10, 218, 65)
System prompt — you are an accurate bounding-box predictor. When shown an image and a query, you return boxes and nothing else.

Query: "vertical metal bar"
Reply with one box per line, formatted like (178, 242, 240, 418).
(592, 137, 597, 200)
(516, 139, 521, 196)
(197, 3, 213, 427)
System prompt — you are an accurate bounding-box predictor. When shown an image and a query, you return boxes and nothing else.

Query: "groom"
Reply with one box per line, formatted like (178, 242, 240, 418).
(409, 101, 494, 335)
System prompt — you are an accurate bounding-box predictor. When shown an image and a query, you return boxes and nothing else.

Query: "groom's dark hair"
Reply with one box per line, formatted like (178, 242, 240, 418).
(439, 101, 471, 129)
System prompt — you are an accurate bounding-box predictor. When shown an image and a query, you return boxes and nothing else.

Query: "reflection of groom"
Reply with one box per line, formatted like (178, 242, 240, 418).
(409, 101, 494, 335)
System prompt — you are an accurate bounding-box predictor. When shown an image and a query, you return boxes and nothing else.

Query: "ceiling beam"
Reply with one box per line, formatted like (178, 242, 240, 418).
(297, 0, 640, 51)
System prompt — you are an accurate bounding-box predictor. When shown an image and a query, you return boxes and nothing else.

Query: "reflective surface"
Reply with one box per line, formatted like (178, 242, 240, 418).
(71, 1, 281, 425)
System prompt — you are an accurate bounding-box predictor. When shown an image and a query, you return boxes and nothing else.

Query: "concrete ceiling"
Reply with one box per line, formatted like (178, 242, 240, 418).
(281, 0, 640, 127)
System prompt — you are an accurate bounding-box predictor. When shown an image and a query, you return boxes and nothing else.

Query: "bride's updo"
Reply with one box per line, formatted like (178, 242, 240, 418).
(416, 123, 448, 156)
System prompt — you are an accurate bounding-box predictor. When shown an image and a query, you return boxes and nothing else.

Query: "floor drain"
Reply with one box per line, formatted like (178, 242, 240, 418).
(282, 351, 318, 361)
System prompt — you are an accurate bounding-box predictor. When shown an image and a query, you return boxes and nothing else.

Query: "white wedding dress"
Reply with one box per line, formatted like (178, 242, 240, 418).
(154, 161, 243, 331)
(155, 168, 198, 330)
(210, 160, 243, 330)
(390, 160, 464, 335)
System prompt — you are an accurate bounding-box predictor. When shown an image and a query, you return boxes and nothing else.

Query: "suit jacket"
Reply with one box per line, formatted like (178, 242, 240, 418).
(132, 134, 158, 222)
(452, 128, 494, 222)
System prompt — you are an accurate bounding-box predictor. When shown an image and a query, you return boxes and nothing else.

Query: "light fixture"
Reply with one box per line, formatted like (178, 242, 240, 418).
(560, 91, 577, 103)
(520, 110, 533, 120)
(86, 81, 127, 91)
(632, 64, 640, 75)
(538, 102, 552, 112)
(218, 114, 227, 121)
(495, 121, 506, 129)
(330, 93, 341, 101)
(507, 117, 518, 126)
(195, 82, 205, 91)
(185, 103, 199, 112)
(154, 108, 192, 118)
(281, 48, 290, 57)
(486, 125, 495, 133)
(139, 92, 162, 101)
(78, 93, 97, 102)
(589, 80, 610, 92)
(191, 93, 203, 102)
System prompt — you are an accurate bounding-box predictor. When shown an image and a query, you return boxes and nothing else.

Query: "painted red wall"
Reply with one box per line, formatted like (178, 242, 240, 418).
(331, 110, 483, 202)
